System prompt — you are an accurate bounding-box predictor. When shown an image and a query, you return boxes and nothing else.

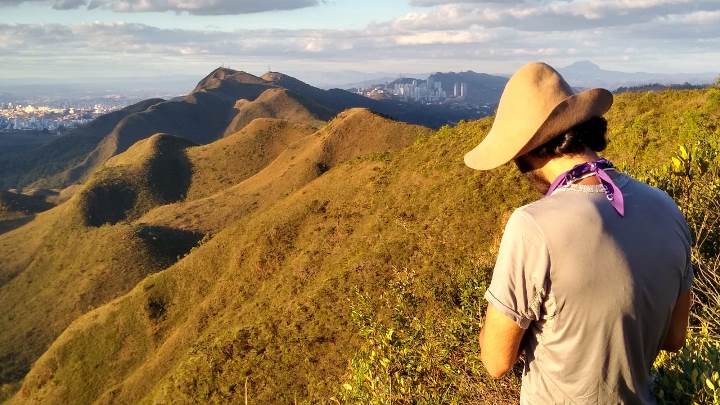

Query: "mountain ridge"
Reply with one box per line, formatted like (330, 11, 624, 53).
(0, 67, 493, 193)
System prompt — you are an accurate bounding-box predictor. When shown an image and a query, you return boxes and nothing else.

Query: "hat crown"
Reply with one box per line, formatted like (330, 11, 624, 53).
(463, 61, 613, 171)
(496, 62, 575, 133)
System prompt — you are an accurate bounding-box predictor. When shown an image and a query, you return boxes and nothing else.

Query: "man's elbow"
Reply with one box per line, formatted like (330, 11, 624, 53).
(481, 352, 513, 378)
(662, 332, 687, 352)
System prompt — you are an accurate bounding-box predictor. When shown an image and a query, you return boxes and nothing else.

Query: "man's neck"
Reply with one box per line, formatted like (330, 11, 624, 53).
(541, 151, 601, 185)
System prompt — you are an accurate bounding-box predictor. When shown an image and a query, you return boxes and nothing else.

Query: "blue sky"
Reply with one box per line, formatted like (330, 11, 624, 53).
(1, 0, 719, 85)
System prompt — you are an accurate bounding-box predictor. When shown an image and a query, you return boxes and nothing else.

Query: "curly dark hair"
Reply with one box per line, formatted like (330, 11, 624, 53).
(529, 116, 608, 158)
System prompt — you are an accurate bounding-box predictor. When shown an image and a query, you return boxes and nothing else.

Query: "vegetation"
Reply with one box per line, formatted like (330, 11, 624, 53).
(0, 87, 718, 404)
(339, 89, 720, 404)
(639, 134, 720, 404)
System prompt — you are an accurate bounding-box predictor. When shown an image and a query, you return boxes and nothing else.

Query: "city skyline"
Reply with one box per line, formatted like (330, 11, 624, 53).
(1, 0, 719, 84)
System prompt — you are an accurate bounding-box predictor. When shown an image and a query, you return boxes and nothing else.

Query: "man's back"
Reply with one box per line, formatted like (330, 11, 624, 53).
(485, 171, 693, 404)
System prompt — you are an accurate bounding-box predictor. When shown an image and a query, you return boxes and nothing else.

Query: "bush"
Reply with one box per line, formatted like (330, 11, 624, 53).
(341, 140, 720, 404)
(337, 269, 520, 404)
(653, 324, 720, 405)
(639, 142, 720, 403)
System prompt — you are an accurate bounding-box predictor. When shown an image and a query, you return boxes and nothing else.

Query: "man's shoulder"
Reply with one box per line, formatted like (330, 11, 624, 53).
(620, 174, 688, 219)
(516, 171, 689, 236)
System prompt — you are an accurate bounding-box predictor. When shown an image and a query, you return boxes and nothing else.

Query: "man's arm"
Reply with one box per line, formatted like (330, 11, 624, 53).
(479, 303, 526, 378)
(661, 290, 692, 352)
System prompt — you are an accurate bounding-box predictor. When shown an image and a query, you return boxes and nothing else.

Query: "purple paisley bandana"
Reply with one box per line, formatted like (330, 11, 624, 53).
(546, 157, 625, 217)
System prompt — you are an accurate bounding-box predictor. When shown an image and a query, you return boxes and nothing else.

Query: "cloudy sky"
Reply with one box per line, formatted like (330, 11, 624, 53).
(1, 0, 719, 84)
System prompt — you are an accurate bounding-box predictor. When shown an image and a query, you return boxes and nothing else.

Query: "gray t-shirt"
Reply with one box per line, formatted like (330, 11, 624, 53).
(485, 170, 694, 405)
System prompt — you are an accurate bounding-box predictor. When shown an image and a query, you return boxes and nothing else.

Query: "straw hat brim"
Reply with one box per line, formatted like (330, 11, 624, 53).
(463, 88, 613, 171)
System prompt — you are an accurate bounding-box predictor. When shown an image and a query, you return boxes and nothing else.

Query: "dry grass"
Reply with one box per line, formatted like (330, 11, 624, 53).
(223, 88, 329, 136)
(1, 89, 718, 404)
(0, 134, 202, 393)
(186, 118, 320, 200)
(138, 109, 430, 233)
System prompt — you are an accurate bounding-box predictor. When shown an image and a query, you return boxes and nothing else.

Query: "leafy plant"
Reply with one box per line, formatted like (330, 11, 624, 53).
(653, 324, 720, 405)
(640, 141, 720, 403)
(337, 268, 520, 404)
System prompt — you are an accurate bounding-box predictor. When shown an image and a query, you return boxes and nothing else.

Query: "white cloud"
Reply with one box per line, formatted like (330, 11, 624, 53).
(0, 0, 320, 14)
(394, 0, 720, 31)
(0, 0, 719, 78)
(394, 31, 491, 45)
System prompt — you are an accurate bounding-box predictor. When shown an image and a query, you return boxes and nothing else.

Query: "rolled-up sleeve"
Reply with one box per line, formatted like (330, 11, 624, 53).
(681, 258, 694, 293)
(484, 208, 551, 329)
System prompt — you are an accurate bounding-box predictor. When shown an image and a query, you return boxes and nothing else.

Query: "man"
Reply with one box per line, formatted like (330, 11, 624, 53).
(464, 62, 693, 404)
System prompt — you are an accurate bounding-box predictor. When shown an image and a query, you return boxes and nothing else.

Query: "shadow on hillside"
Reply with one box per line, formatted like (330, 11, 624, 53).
(0, 215, 34, 236)
(80, 137, 194, 227)
(135, 224, 204, 266)
(82, 181, 138, 227)
(147, 143, 193, 203)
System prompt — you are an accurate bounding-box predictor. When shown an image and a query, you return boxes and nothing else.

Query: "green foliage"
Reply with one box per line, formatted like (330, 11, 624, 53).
(653, 324, 720, 405)
(342, 89, 720, 404)
(338, 268, 520, 404)
(639, 140, 720, 403)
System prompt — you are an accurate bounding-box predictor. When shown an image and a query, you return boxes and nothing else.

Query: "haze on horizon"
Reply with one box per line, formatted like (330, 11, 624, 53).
(1, 0, 719, 87)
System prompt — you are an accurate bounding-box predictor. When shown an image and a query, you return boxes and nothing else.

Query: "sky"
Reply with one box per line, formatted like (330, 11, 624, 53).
(1, 0, 720, 85)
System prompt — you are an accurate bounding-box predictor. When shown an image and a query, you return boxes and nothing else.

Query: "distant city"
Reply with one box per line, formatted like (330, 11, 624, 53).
(0, 102, 121, 133)
(352, 77, 470, 105)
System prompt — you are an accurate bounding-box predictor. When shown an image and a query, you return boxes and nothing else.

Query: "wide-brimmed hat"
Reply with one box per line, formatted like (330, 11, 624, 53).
(464, 62, 613, 171)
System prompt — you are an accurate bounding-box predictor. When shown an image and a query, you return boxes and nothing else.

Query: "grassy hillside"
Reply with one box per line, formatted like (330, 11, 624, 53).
(0, 134, 203, 391)
(223, 89, 331, 136)
(0, 191, 53, 219)
(0, 67, 492, 194)
(186, 118, 320, 200)
(138, 109, 431, 234)
(0, 109, 429, 400)
(1, 88, 718, 403)
(0, 190, 54, 235)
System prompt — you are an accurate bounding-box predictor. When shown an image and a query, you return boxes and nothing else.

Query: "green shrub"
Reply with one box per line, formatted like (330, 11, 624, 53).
(337, 269, 520, 404)
(640, 141, 720, 403)
(342, 137, 720, 404)
(653, 324, 720, 405)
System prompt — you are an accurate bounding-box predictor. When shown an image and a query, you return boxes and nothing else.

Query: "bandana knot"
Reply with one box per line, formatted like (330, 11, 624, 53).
(545, 158, 625, 217)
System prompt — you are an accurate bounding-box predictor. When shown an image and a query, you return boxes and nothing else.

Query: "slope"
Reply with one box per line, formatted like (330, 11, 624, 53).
(8, 88, 717, 404)
(186, 118, 320, 200)
(0, 109, 427, 397)
(8, 114, 531, 404)
(0, 190, 54, 235)
(1, 67, 492, 193)
(137, 108, 431, 233)
(56, 72, 275, 188)
(223, 88, 332, 136)
(0, 190, 53, 220)
(0, 134, 203, 391)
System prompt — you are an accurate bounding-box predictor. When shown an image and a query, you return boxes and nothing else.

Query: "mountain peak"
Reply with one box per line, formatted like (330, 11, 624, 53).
(194, 67, 266, 92)
(208, 66, 240, 79)
(563, 60, 601, 72)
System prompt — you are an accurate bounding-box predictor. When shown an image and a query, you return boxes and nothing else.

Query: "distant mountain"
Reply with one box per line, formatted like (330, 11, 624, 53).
(559, 61, 717, 90)
(0, 67, 490, 192)
(286, 70, 429, 90)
